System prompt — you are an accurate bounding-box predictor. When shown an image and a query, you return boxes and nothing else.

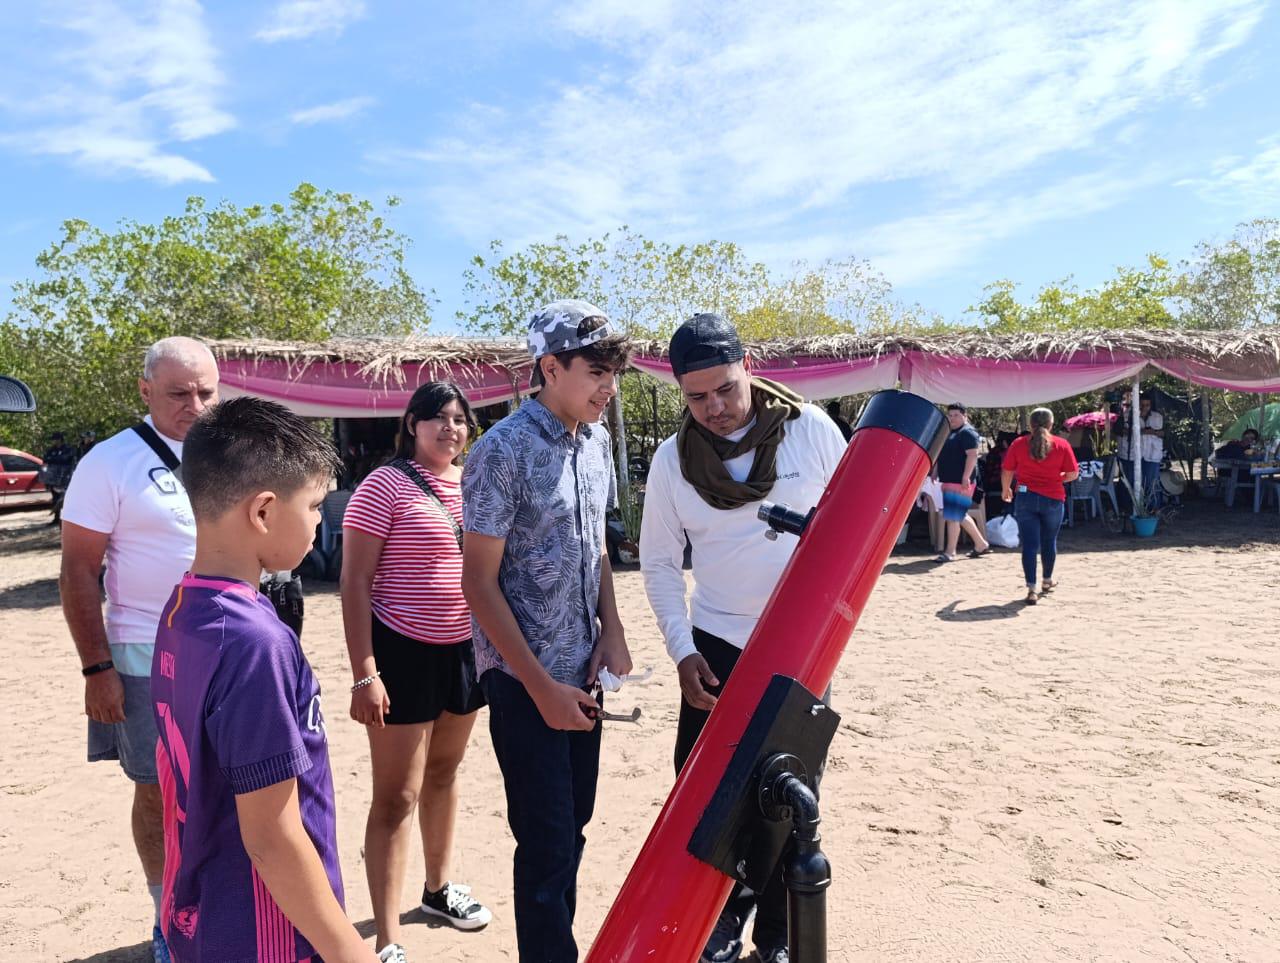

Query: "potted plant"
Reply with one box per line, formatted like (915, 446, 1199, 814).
(611, 485, 643, 564)
(1115, 469, 1161, 536)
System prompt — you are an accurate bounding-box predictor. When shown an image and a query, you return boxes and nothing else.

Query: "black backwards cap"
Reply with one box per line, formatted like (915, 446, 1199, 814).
(668, 313, 745, 377)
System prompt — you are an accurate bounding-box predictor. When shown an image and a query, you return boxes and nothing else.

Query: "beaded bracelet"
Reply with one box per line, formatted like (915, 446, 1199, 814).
(351, 672, 381, 692)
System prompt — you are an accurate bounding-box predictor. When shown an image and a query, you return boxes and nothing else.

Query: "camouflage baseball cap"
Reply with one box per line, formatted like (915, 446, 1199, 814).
(527, 299, 615, 388)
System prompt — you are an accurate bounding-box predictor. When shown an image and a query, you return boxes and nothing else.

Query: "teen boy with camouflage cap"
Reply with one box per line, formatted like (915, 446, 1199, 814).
(462, 299, 633, 961)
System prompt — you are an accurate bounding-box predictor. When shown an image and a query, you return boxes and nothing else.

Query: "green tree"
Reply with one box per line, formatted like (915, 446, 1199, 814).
(1175, 218, 1280, 329)
(0, 184, 430, 449)
(458, 226, 928, 339)
(457, 227, 930, 474)
(971, 256, 1176, 333)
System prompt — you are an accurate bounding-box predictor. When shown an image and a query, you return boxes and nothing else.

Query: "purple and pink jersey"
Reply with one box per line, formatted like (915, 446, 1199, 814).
(151, 573, 343, 963)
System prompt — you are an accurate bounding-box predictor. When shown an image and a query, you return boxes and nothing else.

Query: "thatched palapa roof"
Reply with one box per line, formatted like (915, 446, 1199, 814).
(207, 336, 534, 385)
(633, 328, 1280, 365)
(206, 328, 1280, 389)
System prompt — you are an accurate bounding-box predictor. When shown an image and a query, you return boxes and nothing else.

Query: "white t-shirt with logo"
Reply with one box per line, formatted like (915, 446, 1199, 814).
(640, 404, 848, 664)
(62, 416, 195, 667)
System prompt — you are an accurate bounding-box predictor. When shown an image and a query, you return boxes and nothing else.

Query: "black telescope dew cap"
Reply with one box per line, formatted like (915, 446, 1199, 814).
(856, 390, 949, 462)
(0, 375, 36, 413)
(669, 313, 745, 377)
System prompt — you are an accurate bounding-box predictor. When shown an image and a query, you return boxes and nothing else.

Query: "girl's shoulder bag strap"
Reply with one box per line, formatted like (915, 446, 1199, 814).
(387, 458, 464, 553)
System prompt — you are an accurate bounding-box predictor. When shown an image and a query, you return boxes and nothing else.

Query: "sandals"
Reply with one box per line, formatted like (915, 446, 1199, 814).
(933, 553, 956, 563)
(967, 545, 992, 559)
(1024, 587, 1038, 605)
(1041, 579, 1058, 594)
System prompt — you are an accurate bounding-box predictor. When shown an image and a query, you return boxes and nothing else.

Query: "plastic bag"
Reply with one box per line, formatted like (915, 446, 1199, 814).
(985, 513, 1020, 548)
(917, 476, 944, 512)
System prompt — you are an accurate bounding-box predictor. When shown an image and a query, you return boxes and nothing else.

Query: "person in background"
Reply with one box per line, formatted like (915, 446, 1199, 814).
(933, 403, 991, 562)
(1001, 407, 1079, 605)
(341, 382, 491, 963)
(1215, 428, 1262, 461)
(824, 400, 854, 442)
(42, 431, 78, 522)
(1117, 395, 1163, 508)
(77, 429, 97, 460)
(981, 431, 1016, 517)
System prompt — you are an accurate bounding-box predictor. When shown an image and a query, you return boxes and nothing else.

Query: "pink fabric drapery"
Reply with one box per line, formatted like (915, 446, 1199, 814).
(1151, 358, 1280, 393)
(214, 342, 1278, 420)
(628, 353, 901, 400)
(217, 358, 531, 417)
(898, 352, 1149, 407)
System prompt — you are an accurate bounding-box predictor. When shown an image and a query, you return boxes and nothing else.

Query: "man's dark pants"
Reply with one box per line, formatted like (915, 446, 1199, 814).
(483, 668, 601, 963)
(673, 628, 790, 951)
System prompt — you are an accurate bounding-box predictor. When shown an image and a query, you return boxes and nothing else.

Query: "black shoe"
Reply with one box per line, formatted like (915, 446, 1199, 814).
(420, 881, 491, 930)
(700, 907, 746, 962)
(749, 947, 789, 963)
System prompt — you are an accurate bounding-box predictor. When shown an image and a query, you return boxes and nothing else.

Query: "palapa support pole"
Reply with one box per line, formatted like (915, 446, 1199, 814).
(585, 390, 947, 963)
(1131, 375, 1142, 512)
(608, 390, 631, 507)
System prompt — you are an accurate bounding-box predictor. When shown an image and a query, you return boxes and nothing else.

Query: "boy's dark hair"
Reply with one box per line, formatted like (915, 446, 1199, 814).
(545, 316, 632, 381)
(946, 402, 966, 414)
(183, 397, 340, 520)
(394, 381, 478, 460)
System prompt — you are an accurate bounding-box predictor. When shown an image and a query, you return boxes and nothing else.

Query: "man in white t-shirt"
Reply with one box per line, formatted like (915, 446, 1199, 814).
(1118, 395, 1164, 507)
(60, 336, 218, 963)
(639, 313, 847, 963)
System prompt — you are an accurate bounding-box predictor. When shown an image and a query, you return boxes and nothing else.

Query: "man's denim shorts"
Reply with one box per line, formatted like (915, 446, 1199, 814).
(87, 672, 159, 784)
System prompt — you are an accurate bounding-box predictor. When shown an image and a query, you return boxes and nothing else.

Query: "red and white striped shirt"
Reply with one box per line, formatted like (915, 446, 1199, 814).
(343, 462, 470, 645)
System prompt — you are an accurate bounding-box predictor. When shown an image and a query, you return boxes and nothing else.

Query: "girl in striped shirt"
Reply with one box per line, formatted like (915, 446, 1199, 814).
(340, 382, 491, 963)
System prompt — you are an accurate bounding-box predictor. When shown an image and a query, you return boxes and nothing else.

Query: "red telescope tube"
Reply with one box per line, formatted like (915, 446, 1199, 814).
(586, 390, 947, 963)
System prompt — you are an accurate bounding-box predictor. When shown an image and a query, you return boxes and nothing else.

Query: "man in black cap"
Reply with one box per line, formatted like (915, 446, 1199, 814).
(638, 313, 847, 963)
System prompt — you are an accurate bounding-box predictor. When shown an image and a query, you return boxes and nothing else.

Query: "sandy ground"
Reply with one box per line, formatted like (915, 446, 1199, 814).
(1, 500, 1278, 963)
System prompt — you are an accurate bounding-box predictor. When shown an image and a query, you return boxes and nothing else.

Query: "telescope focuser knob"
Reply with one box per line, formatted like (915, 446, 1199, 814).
(758, 501, 814, 539)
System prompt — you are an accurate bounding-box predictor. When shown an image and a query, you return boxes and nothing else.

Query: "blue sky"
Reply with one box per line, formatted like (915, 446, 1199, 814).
(1, 0, 1278, 332)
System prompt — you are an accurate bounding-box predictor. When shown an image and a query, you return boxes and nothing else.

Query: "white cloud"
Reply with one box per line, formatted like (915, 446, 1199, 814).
(1181, 135, 1280, 206)
(256, 0, 367, 43)
(0, 0, 232, 183)
(850, 170, 1159, 286)
(289, 96, 375, 125)
(385, 0, 1263, 282)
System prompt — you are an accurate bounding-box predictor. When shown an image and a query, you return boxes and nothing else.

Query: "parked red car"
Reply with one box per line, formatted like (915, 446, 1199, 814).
(0, 446, 53, 508)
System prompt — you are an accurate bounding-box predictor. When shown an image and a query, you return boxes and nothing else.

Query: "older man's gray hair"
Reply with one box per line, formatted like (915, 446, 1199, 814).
(143, 337, 218, 380)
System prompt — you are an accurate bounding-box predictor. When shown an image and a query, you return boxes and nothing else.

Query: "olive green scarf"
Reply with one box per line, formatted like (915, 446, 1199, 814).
(677, 377, 804, 511)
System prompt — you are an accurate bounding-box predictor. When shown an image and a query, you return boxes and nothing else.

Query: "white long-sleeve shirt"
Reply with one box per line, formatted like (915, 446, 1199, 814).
(639, 404, 848, 666)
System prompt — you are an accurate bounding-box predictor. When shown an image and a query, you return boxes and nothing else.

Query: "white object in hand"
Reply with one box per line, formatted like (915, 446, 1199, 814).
(596, 667, 654, 692)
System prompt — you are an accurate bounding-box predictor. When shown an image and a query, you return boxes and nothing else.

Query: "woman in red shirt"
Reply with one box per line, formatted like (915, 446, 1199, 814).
(341, 382, 492, 960)
(1001, 407, 1079, 605)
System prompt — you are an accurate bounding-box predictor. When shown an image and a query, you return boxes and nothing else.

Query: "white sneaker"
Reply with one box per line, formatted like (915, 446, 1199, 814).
(420, 881, 492, 930)
(377, 944, 408, 963)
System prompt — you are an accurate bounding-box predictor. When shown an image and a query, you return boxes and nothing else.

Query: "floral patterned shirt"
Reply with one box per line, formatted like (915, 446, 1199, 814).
(462, 398, 616, 687)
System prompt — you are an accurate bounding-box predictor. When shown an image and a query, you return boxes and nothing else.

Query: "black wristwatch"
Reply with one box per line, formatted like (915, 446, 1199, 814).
(81, 660, 115, 677)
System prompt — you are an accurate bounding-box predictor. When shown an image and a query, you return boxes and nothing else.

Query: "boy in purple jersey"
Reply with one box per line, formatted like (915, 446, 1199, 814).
(151, 398, 376, 963)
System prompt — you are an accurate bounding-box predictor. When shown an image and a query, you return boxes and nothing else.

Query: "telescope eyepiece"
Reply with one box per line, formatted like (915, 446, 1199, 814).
(759, 501, 812, 538)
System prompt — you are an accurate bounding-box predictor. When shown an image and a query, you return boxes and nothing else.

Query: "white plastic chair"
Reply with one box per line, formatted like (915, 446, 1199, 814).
(1096, 454, 1121, 516)
(1066, 475, 1101, 527)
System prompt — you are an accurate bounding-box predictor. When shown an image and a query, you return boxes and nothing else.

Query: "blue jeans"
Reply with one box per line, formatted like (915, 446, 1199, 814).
(482, 669, 601, 963)
(1013, 491, 1065, 588)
